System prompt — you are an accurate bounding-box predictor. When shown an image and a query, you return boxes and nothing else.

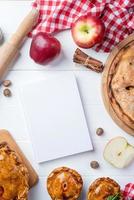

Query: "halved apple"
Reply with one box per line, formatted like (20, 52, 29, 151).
(103, 137, 134, 168)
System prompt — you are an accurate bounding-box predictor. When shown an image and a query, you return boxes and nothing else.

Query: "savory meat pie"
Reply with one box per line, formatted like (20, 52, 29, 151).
(0, 142, 29, 200)
(47, 167, 83, 200)
(103, 41, 134, 135)
(87, 177, 122, 200)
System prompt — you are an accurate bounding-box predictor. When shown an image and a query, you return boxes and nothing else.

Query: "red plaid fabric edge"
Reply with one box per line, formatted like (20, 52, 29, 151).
(123, 183, 134, 199)
(30, 0, 134, 52)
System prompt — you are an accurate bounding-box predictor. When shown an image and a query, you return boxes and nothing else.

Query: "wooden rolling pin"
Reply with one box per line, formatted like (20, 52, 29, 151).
(0, 8, 39, 81)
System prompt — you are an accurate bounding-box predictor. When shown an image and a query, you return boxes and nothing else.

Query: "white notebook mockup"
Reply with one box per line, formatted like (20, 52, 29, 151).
(19, 73, 93, 163)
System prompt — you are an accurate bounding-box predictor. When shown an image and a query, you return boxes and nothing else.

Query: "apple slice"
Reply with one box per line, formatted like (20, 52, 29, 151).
(103, 137, 134, 168)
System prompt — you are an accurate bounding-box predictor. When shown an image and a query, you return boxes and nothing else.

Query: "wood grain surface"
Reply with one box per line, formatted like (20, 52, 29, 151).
(0, 129, 38, 187)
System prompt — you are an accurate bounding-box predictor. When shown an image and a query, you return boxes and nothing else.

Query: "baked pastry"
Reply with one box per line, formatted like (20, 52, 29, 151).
(111, 42, 134, 131)
(102, 39, 134, 135)
(47, 167, 83, 200)
(87, 177, 122, 200)
(0, 142, 29, 200)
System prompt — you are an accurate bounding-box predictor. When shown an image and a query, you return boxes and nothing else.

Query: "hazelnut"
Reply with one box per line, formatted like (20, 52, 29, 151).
(2, 80, 12, 87)
(3, 89, 12, 97)
(90, 161, 99, 169)
(96, 128, 104, 136)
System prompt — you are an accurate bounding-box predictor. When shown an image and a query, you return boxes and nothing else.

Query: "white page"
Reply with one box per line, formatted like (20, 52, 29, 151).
(19, 73, 93, 163)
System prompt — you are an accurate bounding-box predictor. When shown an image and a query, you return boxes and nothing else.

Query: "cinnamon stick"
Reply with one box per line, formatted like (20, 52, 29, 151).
(73, 48, 104, 73)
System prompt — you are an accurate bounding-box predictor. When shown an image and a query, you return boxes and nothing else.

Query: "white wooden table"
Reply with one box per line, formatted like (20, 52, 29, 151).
(0, 1, 134, 199)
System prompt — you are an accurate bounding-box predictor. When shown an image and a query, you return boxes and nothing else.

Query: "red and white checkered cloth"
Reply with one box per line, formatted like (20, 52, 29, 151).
(123, 183, 134, 200)
(30, 0, 134, 52)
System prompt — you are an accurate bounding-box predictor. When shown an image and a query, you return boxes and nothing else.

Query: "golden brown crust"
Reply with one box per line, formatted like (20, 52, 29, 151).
(47, 167, 83, 200)
(0, 142, 29, 200)
(87, 177, 122, 200)
(107, 42, 134, 132)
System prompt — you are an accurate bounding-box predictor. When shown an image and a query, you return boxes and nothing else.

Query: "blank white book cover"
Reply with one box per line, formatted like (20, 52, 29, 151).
(19, 73, 93, 163)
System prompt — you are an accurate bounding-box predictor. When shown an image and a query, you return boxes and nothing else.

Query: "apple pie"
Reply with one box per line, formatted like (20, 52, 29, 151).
(103, 40, 134, 135)
(0, 142, 29, 200)
(47, 167, 83, 200)
(87, 177, 122, 200)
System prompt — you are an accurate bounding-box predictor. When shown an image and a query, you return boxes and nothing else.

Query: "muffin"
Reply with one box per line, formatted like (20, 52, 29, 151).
(0, 142, 29, 200)
(87, 177, 122, 200)
(47, 167, 83, 200)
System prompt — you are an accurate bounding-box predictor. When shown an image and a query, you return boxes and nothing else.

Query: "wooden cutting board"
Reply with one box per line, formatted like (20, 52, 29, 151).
(102, 33, 134, 135)
(0, 129, 38, 188)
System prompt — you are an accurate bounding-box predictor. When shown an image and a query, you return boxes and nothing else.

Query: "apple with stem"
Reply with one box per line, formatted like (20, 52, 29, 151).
(71, 15, 105, 48)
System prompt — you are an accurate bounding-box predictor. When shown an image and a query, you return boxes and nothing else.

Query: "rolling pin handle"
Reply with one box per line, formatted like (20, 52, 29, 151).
(0, 8, 39, 82)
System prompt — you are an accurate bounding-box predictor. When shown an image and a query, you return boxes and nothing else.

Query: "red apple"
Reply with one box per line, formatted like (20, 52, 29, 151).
(71, 15, 105, 48)
(30, 32, 61, 64)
